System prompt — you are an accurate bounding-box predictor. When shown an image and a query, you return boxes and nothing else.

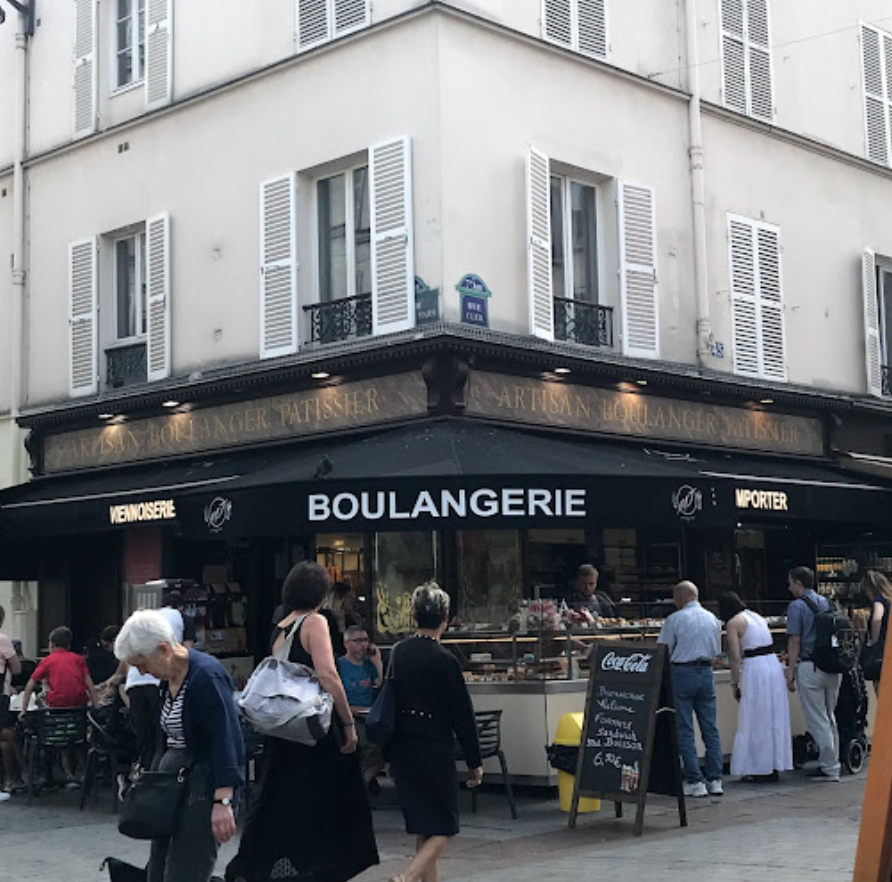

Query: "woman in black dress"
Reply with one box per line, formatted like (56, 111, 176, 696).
(226, 563, 379, 882)
(388, 582, 482, 882)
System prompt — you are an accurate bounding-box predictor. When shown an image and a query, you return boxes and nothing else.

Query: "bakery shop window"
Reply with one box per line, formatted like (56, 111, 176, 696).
(374, 532, 437, 637)
(314, 533, 368, 624)
(455, 531, 521, 629)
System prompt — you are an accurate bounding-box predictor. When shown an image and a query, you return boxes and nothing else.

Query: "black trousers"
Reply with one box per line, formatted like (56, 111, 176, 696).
(148, 749, 218, 882)
(127, 684, 160, 769)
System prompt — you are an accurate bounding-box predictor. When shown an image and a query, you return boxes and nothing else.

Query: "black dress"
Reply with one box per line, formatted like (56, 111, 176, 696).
(225, 619, 379, 882)
(389, 635, 482, 837)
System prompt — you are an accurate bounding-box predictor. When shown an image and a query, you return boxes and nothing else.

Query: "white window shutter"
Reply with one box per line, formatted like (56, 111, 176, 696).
(577, 0, 607, 59)
(618, 181, 659, 359)
(146, 0, 173, 111)
(146, 212, 171, 382)
(729, 215, 785, 380)
(720, 0, 747, 115)
(747, 0, 773, 122)
(756, 225, 785, 380)
(542, 0, 573, 50)
(69, 237, 98, 397)
(526, 146, 553, 342)
(297, 0, 331, 52)
(73, 0, 97, 139)
(333, 0, 369, 37)
(259, 174, 299, 359)
(862, 24, 891, 166)
(729, 217, 759, 377)
(863, 248, 883, 397)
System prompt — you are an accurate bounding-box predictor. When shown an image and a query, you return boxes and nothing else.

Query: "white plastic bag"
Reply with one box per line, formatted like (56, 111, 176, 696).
(238, 616, 333, 745)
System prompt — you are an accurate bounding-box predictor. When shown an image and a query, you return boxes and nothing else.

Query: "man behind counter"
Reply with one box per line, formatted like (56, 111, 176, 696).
(574, 564, 618, 618)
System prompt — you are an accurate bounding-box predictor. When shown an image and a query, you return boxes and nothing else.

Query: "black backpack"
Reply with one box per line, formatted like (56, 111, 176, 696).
(802, 595, 857, 674)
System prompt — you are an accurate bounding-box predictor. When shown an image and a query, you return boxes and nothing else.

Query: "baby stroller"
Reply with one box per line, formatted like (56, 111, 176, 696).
(792, 663, 870, 774)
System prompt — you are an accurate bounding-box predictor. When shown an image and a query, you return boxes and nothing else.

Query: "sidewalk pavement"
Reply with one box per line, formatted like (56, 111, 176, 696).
(1, 769, 865, 882)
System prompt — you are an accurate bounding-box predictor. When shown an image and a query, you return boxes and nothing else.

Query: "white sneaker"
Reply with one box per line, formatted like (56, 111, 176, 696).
(706, 779, 724, 796)
(683, 781, 708, 798)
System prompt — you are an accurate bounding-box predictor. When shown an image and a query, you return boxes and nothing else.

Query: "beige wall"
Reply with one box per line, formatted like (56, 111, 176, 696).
(437, 16, 696, 359)
(25, 16, 443, 404)
(703, 114, 892, 394)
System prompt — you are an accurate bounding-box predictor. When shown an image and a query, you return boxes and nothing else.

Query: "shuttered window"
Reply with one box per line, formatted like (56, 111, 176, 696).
(260, 174, 299, 359)
(297, 0, 370, 53)
(70, 237, 99, 397)
(526, 146, 554, 341)
(369, 137, 415, 336)
(146, 0, 173, 110)
(862, 24, 892, 167)
(74, 0, 97, 139)
(145, 212, 171, 382)
(618, 181, 659, 359)
(728, 215, 786, 381)
(720, 0, 774, 123)
(542, 0, 607, 60)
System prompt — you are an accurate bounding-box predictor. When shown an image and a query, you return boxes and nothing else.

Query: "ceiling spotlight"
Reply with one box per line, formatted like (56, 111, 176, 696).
(554, 367, 571, 375)
(109, 415, 127, 424)
(98, 413, 114, 420)
(162, 400, 180, 408)
(636, 379, 648, 386)
(311, 371, 331, 379)
(759, 398, 774, 405)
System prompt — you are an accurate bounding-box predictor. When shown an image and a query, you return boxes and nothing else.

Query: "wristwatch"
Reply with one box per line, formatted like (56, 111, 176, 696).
(213, 797, 233, 807)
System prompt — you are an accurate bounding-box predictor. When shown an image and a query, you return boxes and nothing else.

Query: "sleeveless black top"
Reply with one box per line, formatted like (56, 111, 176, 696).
(271, 615, 314, 668)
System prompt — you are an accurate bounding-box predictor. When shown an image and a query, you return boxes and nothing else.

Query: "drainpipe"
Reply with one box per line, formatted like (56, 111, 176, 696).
(10, 6, 27, 427)
(685, 0, 712, 368)
(8, 5, 30, 644)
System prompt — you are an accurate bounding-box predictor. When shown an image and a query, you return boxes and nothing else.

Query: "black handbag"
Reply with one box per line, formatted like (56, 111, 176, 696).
(118, 764, 190, 840)
(366, 643, 400, 748)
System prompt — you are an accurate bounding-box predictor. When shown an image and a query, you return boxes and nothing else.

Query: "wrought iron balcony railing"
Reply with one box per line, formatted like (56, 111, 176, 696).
(303, 294, 373, 345)
(883, 365, 891, 398)
(553, 297, 614, 348)
(106, 342, 147, 389)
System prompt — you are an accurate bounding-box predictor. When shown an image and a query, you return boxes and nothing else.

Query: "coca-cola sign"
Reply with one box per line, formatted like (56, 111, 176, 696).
(600, 651, 653, 674)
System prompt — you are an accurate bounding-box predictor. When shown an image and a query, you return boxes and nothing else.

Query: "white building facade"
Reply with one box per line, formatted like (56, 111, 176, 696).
(2, 0, 892, 651)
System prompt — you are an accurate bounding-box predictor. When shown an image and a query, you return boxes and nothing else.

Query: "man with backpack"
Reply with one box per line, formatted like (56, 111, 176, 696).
(785, 566, 845, 782)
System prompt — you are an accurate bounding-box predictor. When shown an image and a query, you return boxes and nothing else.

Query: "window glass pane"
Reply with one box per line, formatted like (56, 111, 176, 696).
(570, 182, 598, 302)
(117, 50, 133, 88)
(353, 166, 372, 297)
(116, 237, 137, 339)
(318, 174, 348, 302)
(881, 269, 892, 365)
(457, 531, 520, 628)
(139, 232, 147, 336)
(374, 532, 436, 636)
(550, 176, 566, 300)
(137, 0, 146, 80)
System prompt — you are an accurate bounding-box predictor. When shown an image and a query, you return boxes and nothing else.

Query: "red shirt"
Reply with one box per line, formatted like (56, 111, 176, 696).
(31, 650, 91, 707)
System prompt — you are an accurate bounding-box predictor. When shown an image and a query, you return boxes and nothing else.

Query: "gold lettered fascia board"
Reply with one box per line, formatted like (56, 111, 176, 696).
(42, 373, 428, 474)
(467, 372, 824, 457)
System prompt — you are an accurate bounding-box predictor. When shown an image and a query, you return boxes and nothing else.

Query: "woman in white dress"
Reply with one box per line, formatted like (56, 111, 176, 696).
(720, 592, 793, 783)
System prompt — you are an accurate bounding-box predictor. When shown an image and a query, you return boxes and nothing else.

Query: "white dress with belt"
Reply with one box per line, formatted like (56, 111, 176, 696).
(731, 610, 794, 776)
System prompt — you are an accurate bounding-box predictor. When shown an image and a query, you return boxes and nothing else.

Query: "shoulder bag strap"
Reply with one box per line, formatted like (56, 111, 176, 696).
(273, 613, 309, 661)
(801, 595, 820, 615)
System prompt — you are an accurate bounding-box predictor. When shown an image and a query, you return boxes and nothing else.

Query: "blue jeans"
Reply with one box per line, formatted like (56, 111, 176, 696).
(671, 665, 723, 783)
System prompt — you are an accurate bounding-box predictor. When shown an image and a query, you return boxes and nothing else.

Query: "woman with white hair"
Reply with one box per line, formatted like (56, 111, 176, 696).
(387, 582, 482, 882)
(115, 609, 244, 882)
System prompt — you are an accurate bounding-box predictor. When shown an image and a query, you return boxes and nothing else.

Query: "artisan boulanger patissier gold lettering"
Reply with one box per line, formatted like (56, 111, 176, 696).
(109, 499, 176, 524)
(43, 375, 423, 473)
(473, 374, 823, 455)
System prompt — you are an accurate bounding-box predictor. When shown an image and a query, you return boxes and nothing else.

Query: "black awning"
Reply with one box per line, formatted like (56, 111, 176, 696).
(1, 420, 891, 540)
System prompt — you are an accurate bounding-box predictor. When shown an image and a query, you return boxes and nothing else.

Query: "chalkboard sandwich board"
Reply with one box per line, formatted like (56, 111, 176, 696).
(569, 641, 686, 836)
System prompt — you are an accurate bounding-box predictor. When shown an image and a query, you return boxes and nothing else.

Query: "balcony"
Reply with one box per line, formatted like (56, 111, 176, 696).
(106, 342, 147, 389)
(884, 365, 891, 398)
(303, 294, 373, 346)
(553, 297, 614, 348)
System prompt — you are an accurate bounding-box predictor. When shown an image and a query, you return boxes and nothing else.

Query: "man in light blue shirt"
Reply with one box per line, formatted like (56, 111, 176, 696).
(786, 566, 840, 782)
(658, 581, 723, 798)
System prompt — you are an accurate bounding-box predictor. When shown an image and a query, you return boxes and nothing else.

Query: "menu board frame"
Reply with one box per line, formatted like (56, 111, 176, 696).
(569, 641, 687, 836)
